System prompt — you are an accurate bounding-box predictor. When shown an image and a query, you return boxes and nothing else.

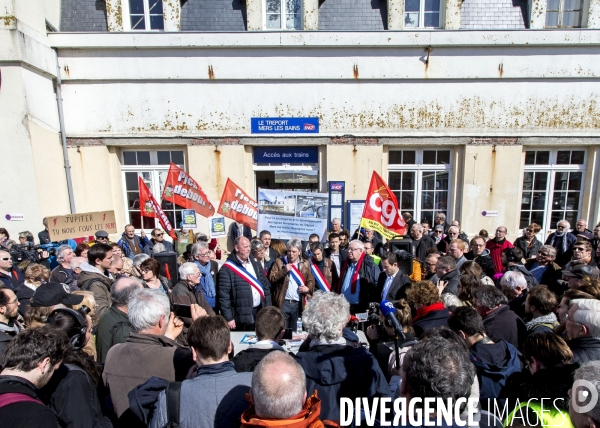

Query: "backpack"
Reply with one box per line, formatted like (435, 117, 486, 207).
(128, 376, 181, 427)
(164, 381, 182, 427)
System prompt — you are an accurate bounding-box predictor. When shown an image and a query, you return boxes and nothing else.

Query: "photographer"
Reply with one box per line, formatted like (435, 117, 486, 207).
(366, 299, 416, 381)
(0, 228, 16, 250)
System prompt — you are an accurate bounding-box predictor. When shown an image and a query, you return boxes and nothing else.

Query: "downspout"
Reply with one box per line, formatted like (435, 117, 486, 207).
(54, 49, 76, 214)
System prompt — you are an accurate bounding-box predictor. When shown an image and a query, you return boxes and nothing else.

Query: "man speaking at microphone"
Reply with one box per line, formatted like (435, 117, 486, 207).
(270, 238, 315, 329)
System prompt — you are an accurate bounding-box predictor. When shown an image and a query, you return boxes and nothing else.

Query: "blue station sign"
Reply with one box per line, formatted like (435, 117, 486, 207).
(253, 146, 319, 164)
(251, 117, 319, 134)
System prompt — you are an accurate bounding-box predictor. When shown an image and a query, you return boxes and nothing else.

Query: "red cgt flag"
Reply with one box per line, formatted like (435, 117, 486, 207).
(139, 177, 177, 240)
(359, 171, 407, 240)
(217, 178, 258, 231)
(161, 163, 215, 218)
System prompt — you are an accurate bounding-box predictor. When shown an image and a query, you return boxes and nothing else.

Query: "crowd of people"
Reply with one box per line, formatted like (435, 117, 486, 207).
(0, 213, 599, 427)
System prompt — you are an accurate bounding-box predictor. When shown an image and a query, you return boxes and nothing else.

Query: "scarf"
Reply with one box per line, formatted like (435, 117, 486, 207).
(338, 253, 365, 294)
(412, 302, 445, 323)
(196, 261, 216, 299)
(126, 235, 142, 255)
(549, 232, 569, 254)
(525, 312, 558, 331)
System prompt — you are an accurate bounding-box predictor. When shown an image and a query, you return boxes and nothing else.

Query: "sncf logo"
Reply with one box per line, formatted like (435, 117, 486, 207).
(303, 124, 316, 131)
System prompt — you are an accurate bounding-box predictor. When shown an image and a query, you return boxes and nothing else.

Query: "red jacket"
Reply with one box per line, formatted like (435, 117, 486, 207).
(241, 391, 340, 428)
(486, 238, 514, 274)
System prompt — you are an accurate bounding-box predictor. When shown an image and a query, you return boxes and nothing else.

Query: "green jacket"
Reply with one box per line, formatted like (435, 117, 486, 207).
(505, 400, 573, 427)
(95, 305, 131, 364)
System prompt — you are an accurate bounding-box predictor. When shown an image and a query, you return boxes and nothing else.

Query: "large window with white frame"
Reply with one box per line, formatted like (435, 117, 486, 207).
(520, 149, 585, 235)
(388, 149, 452, 225)
(265, 0, 302, 29)
(545, 0, 582, 28)
(404, 0, 441, 28)
(121, 150, 185, 231)
(126, 0, 164, 30)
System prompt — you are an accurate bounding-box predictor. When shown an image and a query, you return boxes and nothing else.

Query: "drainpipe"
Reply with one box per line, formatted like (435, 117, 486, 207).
(54, 49, 76, 214)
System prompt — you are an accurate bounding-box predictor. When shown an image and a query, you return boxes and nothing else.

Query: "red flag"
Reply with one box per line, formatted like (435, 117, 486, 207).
(359, 171, 407, 239)
(161, 163, 215, 218)
(217, 178, 258, 231)
(139, 177, 177, 240)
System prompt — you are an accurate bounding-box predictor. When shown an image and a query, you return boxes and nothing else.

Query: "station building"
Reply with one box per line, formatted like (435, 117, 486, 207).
(2, 0, 600, 243)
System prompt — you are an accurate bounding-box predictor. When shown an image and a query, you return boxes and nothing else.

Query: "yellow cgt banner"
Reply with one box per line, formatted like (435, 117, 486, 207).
(48, 211, 117, 242)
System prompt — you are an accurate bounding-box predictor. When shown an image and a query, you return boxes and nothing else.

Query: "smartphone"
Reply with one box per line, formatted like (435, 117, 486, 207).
(173, 304, 192, 319)
(283, 328, 293, 340)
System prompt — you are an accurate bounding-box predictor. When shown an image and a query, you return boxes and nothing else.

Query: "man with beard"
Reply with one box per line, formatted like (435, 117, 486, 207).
(0, 286, 23, 356)
(409, 223, 437, 263)
(545, 220, 577, 267)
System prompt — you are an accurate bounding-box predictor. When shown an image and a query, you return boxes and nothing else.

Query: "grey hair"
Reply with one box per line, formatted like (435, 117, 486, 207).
(132, 253, 150, 267)
(251, 239, 265, 253)
(128, 288, 170, 333)
(539, 245, 557, 257)
(252, 351, 306, 419)
(70, 257, 86, 270)
(558, 220, 571, 229)
(500, 271, 527, 291)
(447, 226, 459, 233)
(286, 238, 303, 252)
(152, 243, 166, 254)
(411, 223, 424, 232)
(309, 242, 323, 253)
(436, 213, 446, 220)
(571, 299, 600, 338)
(332, 218, 341, 224)
(56, 245, 72, 263)
(348, 239, 364, 250)
(111, 277, 144, 307)
(302, 291, 349, 342)
(192, 242, 209, 256)
(472, 285, 508, 310)
(179, 262, 198, 280)
(573, 361, 600, 423)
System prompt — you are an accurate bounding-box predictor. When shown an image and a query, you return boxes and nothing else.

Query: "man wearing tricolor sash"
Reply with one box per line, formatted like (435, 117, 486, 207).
(337, 239, 380, 314)
(218, 237, 272, 331)
(308, 242, 337, 292)
(269, 238, 315, 329)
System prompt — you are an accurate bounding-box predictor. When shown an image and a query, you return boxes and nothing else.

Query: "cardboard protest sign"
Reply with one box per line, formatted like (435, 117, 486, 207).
(161, 163, 215, 218)
(48, 211, 117, 242)
(217, 179, 258, 230)
(359, 171, 407, 239)
(139, 177, 177, 240)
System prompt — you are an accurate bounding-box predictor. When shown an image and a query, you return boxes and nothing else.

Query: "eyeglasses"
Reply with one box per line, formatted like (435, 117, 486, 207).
(154, 233, 164, 237)
(526, 229, 534, 232)
(140, 268, 150, 274)
(557, 225, 566, 229)
(349, 248, 362, 252)
(573, 247, 586, 252)
(565, 313, 583, 325)
(196, 252, 210, 258)
(538, 252, 550, 257)
(7, 298, 18, 305)
(425, 262, 437, 267)
(496, 230, 506, 233)
(0, 258, 10, 261)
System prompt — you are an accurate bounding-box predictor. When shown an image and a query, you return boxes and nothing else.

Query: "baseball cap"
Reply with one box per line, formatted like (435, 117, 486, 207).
(562, 265, 600, 279)
(95, 230, 109, 238)
(31, 283, 84, 307)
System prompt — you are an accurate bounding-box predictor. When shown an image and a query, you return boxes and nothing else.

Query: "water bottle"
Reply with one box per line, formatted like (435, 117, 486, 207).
(296, 317, 303, 333)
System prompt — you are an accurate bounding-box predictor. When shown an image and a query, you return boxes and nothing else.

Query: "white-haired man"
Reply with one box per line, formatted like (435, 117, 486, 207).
(569, 361, 600, 428)
(294, 292, 391, 421)
(545, 220, 578, 267)
(171, 262, 213, 327)
(103, 289, 200, 418)
(500, 270, 529, 319)
(337, 240, 379, 314)
(241, 351, 337, 426)
(566, 299, 600, 364)
(49, 245, 76, 289)
(269, 238, 315, 329)
(191, 242, 219, 312)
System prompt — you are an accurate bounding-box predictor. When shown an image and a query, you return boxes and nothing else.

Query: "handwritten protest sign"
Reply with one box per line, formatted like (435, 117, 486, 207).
(48, 211, 117, 242)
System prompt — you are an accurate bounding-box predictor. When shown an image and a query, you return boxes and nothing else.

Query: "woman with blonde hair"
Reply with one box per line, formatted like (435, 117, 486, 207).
(72, 290, 99, 361)
(15, 262, 50, 317)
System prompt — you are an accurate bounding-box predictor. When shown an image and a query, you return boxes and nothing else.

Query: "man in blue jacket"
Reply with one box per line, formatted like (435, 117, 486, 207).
(448, 306, 520, 411)
(294, 291, 391, 421)
(118, 225, 149, 259)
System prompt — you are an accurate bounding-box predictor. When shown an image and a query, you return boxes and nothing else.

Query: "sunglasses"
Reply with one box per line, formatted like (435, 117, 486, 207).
(526, 229, 534, 232)
(0, 258, 11, 261)
(154, 233, 164, 237)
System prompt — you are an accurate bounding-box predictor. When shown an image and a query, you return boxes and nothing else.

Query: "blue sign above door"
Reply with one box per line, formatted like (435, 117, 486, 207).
(253, 146, 319, 164)
(251, 118, 319, 134)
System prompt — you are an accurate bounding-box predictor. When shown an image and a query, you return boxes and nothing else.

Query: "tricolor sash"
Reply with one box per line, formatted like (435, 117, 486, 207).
(223, 260, 265, 300)
(309, 259, 330, 293)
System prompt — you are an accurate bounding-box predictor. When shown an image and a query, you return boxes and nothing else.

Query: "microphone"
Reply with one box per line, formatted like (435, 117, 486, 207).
(379, 300, 406, 339)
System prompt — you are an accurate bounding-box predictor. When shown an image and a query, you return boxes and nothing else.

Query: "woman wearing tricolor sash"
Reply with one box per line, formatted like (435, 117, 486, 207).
(269, 238, 315, 329)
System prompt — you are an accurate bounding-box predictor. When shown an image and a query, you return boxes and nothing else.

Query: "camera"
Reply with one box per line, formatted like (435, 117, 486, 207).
(366, 302, 387, 342)
(10, 243, 56, 264)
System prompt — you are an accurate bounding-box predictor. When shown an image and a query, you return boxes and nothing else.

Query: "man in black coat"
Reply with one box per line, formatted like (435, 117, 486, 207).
(0, 287, 23, 357)
(229, 222, 253, 248)
(435, 255, 461, 296)
(377, 252, 412, 301)
(259, 230, 280, 267)
(566, 299, 600, 364)
(409, 224, 437, 263)
(218, 237, 272, 331)
(473, 285, 527, 350)
(324, 232, 348, 289)
(337, 240, 380, 314)
(465, 236, 496, 278)
(0, 326, 70, 428)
